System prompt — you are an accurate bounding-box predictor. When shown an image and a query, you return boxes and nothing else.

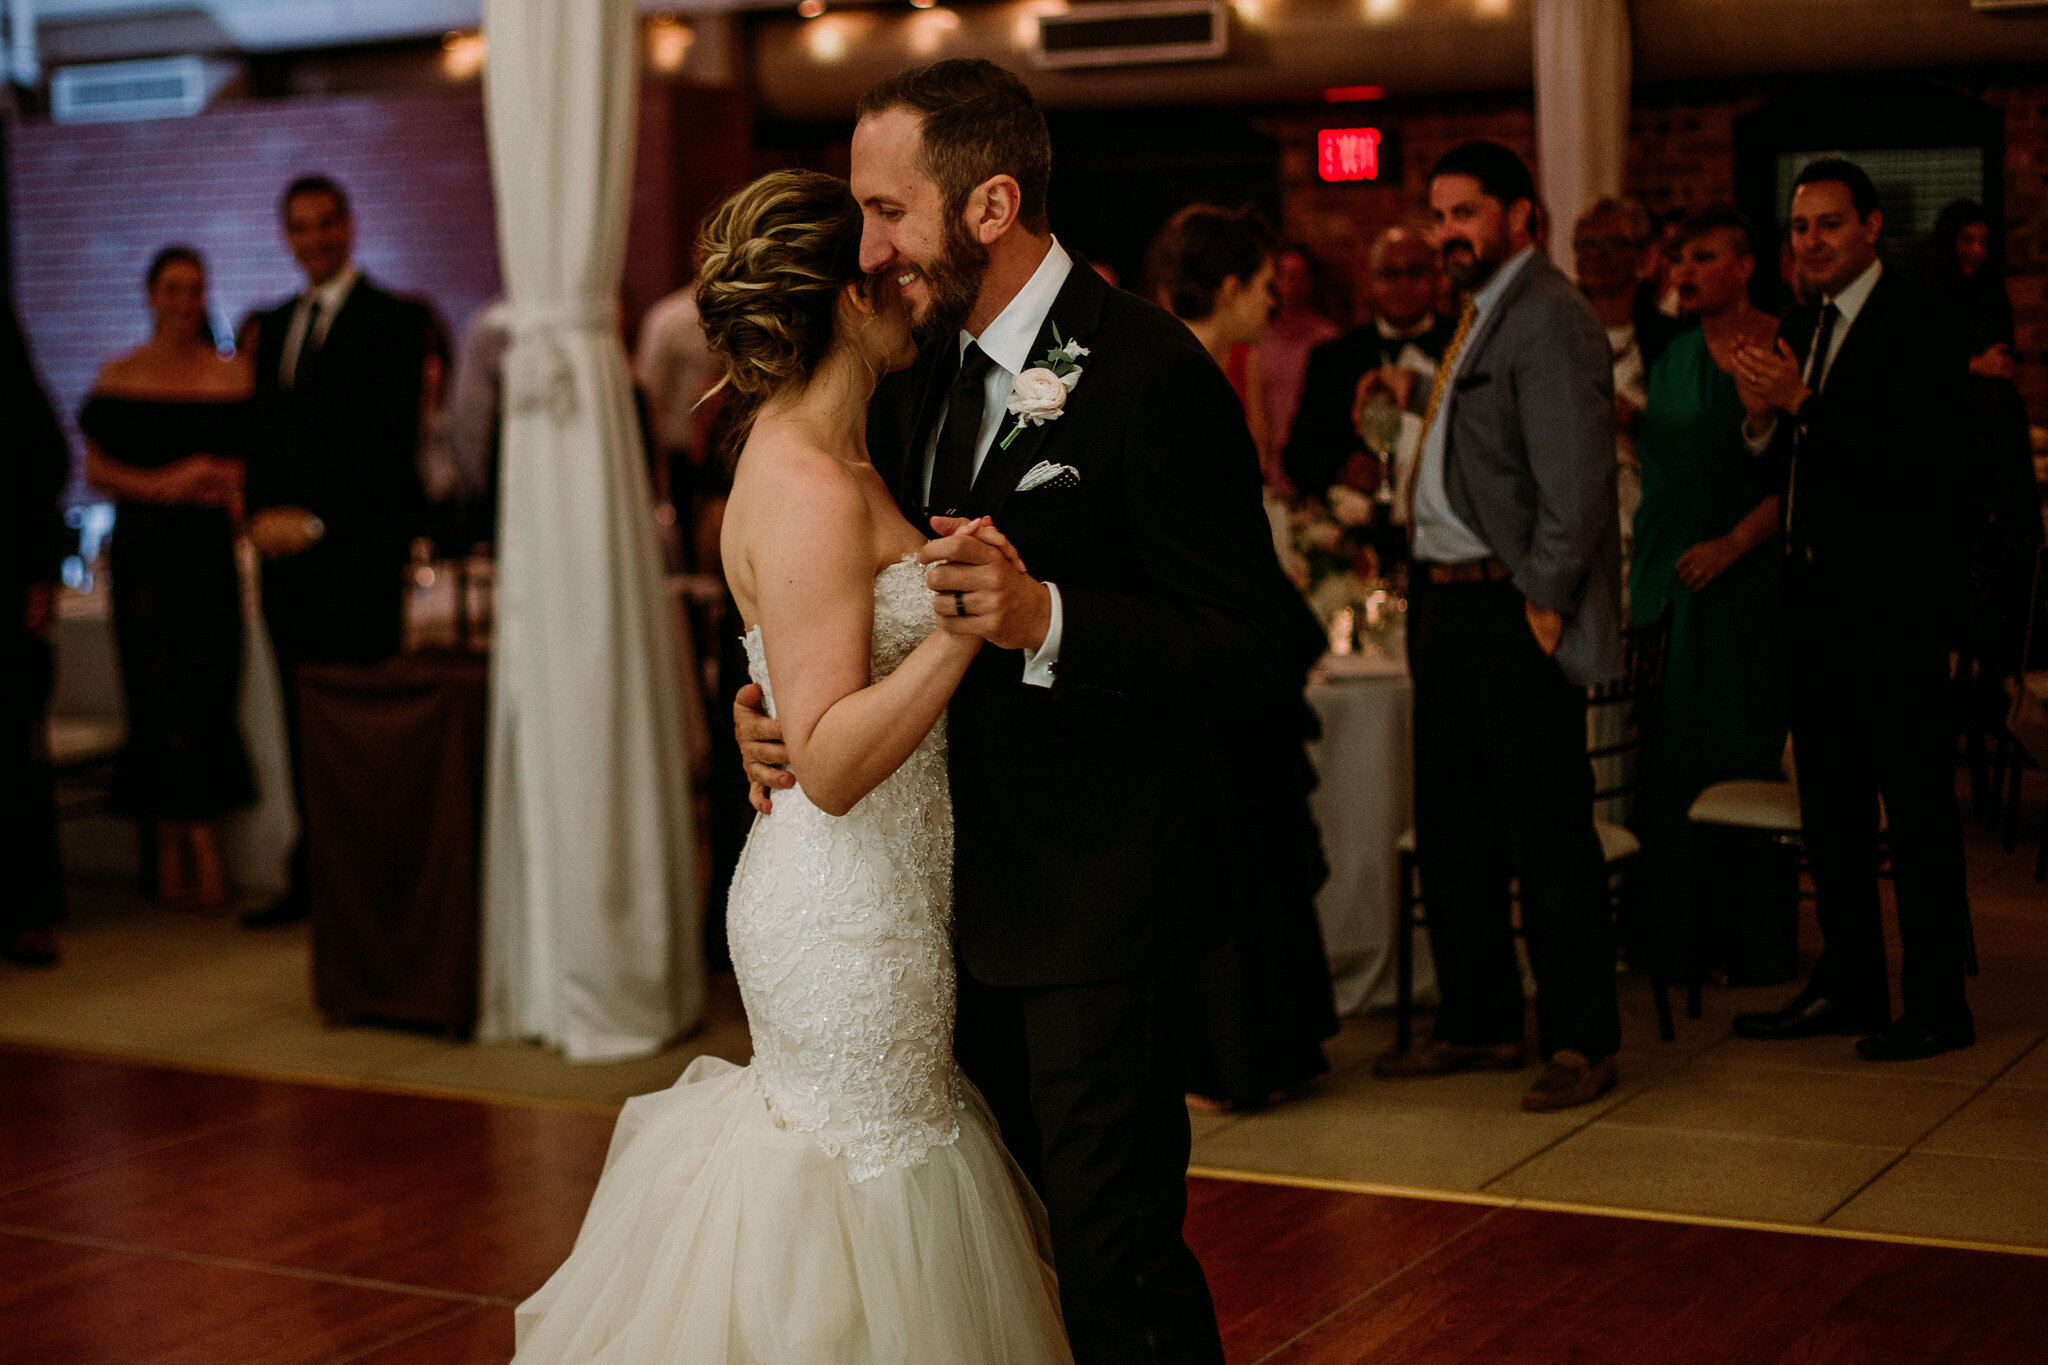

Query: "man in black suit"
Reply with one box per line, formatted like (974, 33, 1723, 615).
(1364, 143, 1625, 1114)
(1282, 225, 1457, 502)
(1730, 159, 1975, 1060)
(242, 175, 427, 929)
(738, 60, 1319, 1364)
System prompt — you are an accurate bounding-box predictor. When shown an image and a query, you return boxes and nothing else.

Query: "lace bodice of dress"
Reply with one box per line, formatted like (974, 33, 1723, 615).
(730, 556, 959, 1180)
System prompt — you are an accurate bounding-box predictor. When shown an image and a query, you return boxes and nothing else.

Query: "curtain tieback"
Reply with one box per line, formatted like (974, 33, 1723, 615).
(505, 299, 621, 420)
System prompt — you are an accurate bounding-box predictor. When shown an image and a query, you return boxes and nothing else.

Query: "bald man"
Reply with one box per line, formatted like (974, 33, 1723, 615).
(1283, 226, 1459, 502)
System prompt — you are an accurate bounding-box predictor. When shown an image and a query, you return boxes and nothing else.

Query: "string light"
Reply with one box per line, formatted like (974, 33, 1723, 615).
(440, 31, 486, 80)
(799, 0, 826, 17)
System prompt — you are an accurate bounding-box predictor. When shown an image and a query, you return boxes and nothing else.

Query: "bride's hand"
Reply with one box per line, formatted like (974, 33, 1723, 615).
(928, 515, 1029, 576)
(734, 682, 793, 814)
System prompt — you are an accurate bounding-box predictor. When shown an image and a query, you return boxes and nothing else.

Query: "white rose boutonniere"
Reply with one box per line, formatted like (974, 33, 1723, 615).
(1000, 327, 1088, 449)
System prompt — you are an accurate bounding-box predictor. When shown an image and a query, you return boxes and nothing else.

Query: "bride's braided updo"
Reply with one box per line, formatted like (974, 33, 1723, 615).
(695, 170, 866, 423)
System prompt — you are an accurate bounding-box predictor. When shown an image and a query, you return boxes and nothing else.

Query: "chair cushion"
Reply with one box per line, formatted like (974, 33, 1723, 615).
(47, 716, 124, 770)
(1594, 820, 1640, 862)
(1688, 780, 1802, 833)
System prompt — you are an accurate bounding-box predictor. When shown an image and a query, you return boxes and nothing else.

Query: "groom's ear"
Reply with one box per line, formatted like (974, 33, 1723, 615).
(967, 175, 1024, 246)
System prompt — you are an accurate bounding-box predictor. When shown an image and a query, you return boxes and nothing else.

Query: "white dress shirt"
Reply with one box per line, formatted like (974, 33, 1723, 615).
(1412, 246, 1537, 563)
(921, 237, 1074, 687)
(280, 262, 360, 389)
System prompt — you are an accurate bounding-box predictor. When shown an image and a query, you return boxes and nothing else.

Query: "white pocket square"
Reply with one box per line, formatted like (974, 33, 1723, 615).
(1016, 461, 1081, 493)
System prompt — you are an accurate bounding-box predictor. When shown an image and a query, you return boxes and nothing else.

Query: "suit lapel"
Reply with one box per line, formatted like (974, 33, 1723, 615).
(297, 278, 373, 392)
(968, 258, 1109, 520)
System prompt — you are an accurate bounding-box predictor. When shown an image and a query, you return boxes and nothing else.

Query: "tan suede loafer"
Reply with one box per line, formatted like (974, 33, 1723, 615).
(1520, 1050, 1617, 1112)
(1373, 1039, 1525, 1080)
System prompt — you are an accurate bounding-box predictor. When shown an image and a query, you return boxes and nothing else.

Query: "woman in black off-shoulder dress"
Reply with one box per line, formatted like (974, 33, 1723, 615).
(80, 246, 256, 910)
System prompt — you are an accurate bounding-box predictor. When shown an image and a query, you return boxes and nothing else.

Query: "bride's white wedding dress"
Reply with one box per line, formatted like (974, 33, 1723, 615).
(513, 557, 1071, 1364)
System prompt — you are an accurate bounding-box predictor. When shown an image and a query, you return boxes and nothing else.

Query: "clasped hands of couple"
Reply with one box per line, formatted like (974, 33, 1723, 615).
(737, 513, 1046, 814)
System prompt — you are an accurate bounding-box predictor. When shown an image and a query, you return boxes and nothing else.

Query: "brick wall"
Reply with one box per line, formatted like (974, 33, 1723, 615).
(7, 89, 502, 481)
(1261, 74, 2048, 422)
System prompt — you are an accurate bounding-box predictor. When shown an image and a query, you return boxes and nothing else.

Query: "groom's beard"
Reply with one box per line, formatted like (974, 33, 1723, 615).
(912, 217, 989, 349)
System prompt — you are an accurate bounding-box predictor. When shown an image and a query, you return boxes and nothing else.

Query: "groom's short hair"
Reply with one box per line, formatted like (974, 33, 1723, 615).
(857, 60, 1052, 235)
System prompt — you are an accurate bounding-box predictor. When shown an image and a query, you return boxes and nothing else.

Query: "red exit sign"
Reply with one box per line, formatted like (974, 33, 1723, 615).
(1318, 127, 1382, 182)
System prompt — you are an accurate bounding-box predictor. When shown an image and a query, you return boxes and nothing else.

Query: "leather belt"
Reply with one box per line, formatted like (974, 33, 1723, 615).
(1420, 557, 1513, 585)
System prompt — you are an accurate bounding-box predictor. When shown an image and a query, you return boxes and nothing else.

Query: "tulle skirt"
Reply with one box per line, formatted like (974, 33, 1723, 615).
(513, 1057, 1073, 1364)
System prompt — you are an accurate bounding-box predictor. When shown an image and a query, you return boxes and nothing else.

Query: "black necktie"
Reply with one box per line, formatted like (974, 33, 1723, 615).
(1804, 301, 1840, 393)
(927, 343, 997, 519)
(288, 299, 323, 389)
(1787, 302, 1840, 561)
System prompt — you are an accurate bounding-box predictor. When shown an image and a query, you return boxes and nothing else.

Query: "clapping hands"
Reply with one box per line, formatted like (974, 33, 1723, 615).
(919, 516, 1050, 653)
(1729, 337, 1808, 424)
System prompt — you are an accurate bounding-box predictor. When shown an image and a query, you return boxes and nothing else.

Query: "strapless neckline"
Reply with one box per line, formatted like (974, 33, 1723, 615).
(740, 553, 924, 647)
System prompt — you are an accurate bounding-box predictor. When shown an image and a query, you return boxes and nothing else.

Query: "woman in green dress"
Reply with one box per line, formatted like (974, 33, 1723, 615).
(1629, 205, 1790, 986)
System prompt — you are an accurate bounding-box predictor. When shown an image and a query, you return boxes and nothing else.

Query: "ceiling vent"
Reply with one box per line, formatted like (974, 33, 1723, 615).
(51, 55, 233, 124)
(1032, 1, 1229, 70)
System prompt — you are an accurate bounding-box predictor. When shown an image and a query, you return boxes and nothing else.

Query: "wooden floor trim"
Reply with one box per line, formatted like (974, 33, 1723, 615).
(0, 1223, 521, 1306)
(1187, 1164, 2048, 1260)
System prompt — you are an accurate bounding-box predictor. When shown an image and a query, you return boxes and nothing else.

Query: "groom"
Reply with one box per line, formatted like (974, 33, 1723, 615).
(738, 60, 1320, 1363)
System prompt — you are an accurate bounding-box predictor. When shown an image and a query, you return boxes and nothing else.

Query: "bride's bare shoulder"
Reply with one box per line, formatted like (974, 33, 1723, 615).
(722, 425, 874, 591)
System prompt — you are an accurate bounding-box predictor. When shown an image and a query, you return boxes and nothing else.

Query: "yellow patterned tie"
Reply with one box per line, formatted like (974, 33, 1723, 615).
(1404, 299, 1477, 534)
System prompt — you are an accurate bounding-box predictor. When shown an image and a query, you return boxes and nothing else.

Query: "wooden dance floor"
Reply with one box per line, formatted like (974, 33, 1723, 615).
(5, 1044, 2045, 1364)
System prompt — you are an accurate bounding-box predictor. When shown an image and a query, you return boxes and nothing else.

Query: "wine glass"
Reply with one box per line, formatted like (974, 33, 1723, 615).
(1355, 392, 1403, 506)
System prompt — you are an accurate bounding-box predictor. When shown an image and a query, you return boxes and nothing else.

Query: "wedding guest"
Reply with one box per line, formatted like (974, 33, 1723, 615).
(3, 304, 69, 967)
(1255, 243, 1342, 491)
(241, 175, 429, 929)
(1367, 142, 1625, 1112)
(1147, 205, 1338, 1111)
(1574, 197, 1685, 584)
(1730, 158, 1975, 1060)
(634, 285, 723, 570)
(79, 247, 256, 912)
(1143, 203, 1280, 479)
(1284, 225, 1456, 507)
(447, 300, 510, 550)
(1628, 205, 1789, 985)
(1929, 200, 2041, 781)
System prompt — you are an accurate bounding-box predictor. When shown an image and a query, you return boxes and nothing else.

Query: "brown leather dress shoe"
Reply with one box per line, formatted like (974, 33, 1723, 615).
(1373, 1038, 1524, 1080)
(1520, 1050, 1617, 1112)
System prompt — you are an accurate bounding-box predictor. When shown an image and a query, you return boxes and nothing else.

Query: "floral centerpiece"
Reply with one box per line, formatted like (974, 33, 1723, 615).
(1285, 484, 1382, 622)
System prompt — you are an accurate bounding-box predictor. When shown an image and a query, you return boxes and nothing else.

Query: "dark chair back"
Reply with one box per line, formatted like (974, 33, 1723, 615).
(1587, 611, 1673, 818)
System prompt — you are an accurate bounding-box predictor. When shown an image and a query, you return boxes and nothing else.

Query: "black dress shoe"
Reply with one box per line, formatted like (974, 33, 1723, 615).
(240, 895, 309, 930)
(1732, 992, 1888, 1040)
(1856, 1011, 1975, 1062)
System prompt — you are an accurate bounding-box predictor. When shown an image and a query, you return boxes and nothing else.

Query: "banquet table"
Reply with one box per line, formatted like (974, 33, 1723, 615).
(1305, 651, 1438, 1016)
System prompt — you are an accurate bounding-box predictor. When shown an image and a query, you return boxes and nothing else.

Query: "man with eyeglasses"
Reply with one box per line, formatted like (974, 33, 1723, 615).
(1283, 225, 1458, 505)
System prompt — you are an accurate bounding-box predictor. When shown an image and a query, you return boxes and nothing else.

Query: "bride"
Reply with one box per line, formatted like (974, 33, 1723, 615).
(510, 172, 1072, 1363)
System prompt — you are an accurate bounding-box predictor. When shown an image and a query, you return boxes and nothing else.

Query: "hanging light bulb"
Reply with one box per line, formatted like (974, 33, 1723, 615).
(799, 0, 827, 17)
(911, 0, 938, 8)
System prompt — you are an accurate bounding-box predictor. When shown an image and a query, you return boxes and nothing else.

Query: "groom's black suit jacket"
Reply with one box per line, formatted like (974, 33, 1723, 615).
(869, 259, 1326, 988)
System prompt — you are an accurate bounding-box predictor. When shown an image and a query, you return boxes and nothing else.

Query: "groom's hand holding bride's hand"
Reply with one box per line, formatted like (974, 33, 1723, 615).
(736, 683, 792, 814)
(921, 517, 1051, 653)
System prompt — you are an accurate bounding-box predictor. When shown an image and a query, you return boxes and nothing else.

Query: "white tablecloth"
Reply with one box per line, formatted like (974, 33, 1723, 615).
(1306, 653, 1437, 1015)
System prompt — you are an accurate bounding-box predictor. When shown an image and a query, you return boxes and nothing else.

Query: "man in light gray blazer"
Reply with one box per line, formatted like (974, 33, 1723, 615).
(1370, 142, 1626, 1113)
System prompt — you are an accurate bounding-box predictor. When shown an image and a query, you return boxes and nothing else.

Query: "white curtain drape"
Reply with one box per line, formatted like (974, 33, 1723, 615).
(477, 0, 702, 1062)
(1533, 0, 1632, 271)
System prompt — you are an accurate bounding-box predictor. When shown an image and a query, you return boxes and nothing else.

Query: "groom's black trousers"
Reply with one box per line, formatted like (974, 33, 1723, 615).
(956, 965, 1225, 1365)
(1407, 575, 1621, 1062)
